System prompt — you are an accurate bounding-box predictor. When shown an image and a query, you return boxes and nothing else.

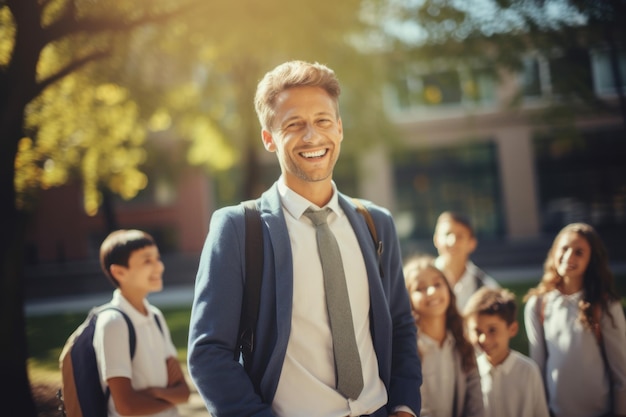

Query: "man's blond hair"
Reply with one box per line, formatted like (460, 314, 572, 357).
(254, 60, 341, 131)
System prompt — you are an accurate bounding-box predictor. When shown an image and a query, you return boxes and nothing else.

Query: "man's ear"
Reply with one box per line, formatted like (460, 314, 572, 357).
(508, 321, 519, 338)
(109, 264, 127, 283)
(262, 130, 276, 152)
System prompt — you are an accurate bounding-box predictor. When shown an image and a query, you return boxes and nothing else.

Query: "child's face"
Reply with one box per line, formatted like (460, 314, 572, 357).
(406, 267, 450, 318)
(114, 245, 164, 294)
(466, 313, 518, 366)
(553, 231, 591, 282)
(433, 219, 477, 260)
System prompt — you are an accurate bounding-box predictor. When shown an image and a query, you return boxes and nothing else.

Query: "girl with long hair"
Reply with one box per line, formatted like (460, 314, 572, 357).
(524, 222, 626, 417)
(404, 255, 483, 417)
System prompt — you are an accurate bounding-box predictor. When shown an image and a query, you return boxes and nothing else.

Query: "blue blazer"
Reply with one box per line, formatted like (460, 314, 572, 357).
(188, 183, 422, 417)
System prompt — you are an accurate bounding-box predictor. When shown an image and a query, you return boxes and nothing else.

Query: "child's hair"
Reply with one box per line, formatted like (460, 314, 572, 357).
(524, 222, 620, 329)
(99, 229, 156, 287)
(435, 211, 475, 237)
(464, 287, 517, 325)
(404, 254, 477, 373)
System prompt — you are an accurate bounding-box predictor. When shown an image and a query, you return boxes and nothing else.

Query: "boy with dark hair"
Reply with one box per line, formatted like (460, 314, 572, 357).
(464, 287, 549, 417)
(95, 229, 190, 417)
(433, 211, 500, 310)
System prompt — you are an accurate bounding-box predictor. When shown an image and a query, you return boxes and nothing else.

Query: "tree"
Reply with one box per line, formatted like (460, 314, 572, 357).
(0, 0, 200, 413)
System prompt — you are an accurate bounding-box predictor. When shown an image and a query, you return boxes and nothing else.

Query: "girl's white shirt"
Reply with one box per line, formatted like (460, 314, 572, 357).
(525, 289, 626, 417)
(418, 331, 456, 417)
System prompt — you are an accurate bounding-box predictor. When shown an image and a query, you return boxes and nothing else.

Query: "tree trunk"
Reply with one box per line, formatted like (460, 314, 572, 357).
(0, 1, 44, 413)
(0, 115, 37, 416)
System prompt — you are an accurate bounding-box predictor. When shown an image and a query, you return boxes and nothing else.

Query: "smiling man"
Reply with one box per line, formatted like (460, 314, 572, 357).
(188, 61, 422, 417)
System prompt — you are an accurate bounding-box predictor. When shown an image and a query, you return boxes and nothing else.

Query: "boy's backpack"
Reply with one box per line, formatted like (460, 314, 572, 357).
(58, 304, 162, 417)
(235, 198, 383, 370)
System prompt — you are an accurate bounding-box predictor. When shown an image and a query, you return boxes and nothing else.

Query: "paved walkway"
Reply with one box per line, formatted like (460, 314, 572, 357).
(24, 265, 550, 317)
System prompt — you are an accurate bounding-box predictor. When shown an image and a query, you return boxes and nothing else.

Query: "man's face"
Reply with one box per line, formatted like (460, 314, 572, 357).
(261, 86, 343, 193)
(466, 313, 517, 366)
(433, 219, 477, 261)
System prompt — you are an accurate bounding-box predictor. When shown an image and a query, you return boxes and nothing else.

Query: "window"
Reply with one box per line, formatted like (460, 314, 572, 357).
(389, 65, 496, 111)
(533, 126, 626, 233)
(591, 48, 626, 96)
(548, 47, 594, 96)
(392, 141, 504, 245)
(521, 56, 543, 97)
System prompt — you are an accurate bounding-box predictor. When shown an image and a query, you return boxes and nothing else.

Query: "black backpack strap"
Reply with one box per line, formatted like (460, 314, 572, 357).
(97, 306, 136, 405)
(352, 198, 384, 279)
(235, 199, 264, 371)
(98, 306, 136, 358)
(473, 267, 486, 290)
(153, 312, 163, 334)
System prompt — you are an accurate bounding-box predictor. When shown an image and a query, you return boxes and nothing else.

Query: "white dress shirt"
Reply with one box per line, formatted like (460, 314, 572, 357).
(477, 350, 550, 417)
(419, 331, 456, 417)
(271, 179, 387, 417)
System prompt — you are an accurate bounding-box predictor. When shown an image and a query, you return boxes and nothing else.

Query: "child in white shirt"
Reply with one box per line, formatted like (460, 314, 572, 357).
(94, 229, 190, 417)
(523, 222, 626, 417)
(433, 211, 500, 311)
(464, 287, 549, 417)
(404, 255, 483, 417)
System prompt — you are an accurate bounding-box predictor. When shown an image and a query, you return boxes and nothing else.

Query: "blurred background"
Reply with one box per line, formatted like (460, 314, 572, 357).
(2, 0, 624, 296)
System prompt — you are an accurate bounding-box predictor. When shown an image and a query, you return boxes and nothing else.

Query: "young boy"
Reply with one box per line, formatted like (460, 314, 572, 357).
(433, 211, 500, 310)
(95, 229, 190, 417)
(463, 287, 549, 417)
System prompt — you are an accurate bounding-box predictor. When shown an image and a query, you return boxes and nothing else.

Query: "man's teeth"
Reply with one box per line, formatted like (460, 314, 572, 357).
(301, 149, 326, 158)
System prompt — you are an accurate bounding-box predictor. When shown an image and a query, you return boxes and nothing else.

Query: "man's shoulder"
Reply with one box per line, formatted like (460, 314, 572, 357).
(344, 195, 393, 218)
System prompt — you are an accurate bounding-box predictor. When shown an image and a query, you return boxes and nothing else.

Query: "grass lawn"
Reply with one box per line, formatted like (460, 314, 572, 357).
(27, 274, 626, 389)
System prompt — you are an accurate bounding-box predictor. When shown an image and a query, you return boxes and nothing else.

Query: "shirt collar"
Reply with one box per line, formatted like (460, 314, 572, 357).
(420, 330, 455, 351)
(277, 176, 341, 220)
(549, 288, 583, 306)
(478, 350, 515, 377)
(112, 288, 152, 323)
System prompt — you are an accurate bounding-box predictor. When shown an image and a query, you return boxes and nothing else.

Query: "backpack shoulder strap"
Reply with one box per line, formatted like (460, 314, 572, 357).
(591, 303, 603, 346)
(473, 267, 486, 290)
(352, 198, 384, 278)
(97, 306, 137, 358)
(236, 199, 264, 370)
(592, 303, 614, 410)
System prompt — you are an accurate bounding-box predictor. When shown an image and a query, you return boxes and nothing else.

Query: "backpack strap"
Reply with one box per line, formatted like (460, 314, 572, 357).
(235, 200, 264, 370)
(95, 307, 136, 406)
(592, 303, 614, 411)
(473, 268, 486, 290)
(98, 306, 136, 357)
(352, 198, 384, 278)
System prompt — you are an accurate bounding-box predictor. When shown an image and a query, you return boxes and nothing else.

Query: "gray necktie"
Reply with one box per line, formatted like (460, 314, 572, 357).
(304, 208, 364, 399)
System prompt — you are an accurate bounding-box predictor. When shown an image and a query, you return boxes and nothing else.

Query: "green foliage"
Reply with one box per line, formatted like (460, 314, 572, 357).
(2, 0, 402, 213)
